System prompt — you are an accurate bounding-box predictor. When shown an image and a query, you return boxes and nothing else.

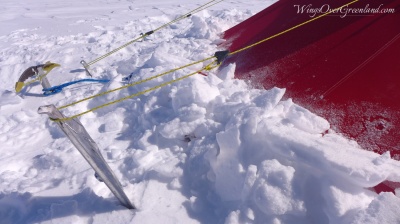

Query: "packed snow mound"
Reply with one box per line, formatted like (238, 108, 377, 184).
(1, 1, 400, 223)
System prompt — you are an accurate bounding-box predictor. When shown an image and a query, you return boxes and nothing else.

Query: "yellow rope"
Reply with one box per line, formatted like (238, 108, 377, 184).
(59, 56, 215, 110)
(52, 60, 218, 122)
(321, 31, 400, 98)
(51, 0, 359, 121)
(229, 0, 359, 56)
(88, 36, 145, 66)
(87, 0, 224, 66)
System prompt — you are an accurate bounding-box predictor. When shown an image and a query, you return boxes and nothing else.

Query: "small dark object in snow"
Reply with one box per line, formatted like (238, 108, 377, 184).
(184, 134, 196, 142)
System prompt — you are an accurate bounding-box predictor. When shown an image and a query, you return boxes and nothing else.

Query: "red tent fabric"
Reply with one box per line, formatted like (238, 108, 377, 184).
(222, 0, 400, 192)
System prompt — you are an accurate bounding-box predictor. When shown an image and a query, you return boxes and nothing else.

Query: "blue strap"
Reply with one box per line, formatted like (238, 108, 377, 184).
(43, 79, 109, 96)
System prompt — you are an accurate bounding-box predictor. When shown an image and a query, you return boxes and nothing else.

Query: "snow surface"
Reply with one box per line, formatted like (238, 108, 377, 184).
(1, 0, 400, 223)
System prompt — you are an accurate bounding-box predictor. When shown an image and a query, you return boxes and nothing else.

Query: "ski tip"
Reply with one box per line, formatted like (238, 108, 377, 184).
(43, 62, 61, 73)
(15, 82, 24, 93)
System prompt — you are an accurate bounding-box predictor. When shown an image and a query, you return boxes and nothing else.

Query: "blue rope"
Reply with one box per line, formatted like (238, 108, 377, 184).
(43, 79, 110, 96)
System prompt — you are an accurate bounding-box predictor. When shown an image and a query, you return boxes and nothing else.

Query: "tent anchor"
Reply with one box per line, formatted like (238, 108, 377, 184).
(38, 104, 135, 209)
(80, 60, 93, 77)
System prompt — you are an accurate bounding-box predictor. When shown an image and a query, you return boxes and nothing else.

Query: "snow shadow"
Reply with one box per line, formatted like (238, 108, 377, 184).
(0, 189, 126, 224)
(69, 69, 85, 73)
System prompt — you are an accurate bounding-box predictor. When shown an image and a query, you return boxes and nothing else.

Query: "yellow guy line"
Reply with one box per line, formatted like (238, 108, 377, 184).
(52, 0, 359, 121)
(321, 31, 400, 98)
(87, 0, 225, 66)
(52, 59, 218, 122)
(229, 0, 360, 56)
(59, 56, 215, 111)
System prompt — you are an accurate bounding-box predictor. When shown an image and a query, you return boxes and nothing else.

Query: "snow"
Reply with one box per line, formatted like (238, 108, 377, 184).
(1, 0, 400, 223)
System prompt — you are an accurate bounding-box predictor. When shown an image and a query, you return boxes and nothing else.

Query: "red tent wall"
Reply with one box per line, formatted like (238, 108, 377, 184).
(222, 0, 400, 155)
(222, 0, 400, 192)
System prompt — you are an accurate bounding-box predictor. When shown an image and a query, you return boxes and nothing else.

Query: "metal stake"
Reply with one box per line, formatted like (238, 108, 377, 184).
(38, 105, 135, 209)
